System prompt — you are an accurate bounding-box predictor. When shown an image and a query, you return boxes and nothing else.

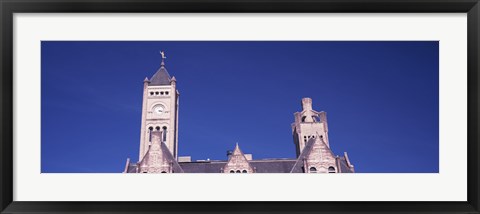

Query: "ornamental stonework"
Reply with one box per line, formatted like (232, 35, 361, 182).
(223, 144, 254, 173)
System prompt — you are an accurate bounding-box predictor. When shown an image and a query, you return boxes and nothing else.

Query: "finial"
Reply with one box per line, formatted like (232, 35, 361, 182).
(160, 50, 167, 66)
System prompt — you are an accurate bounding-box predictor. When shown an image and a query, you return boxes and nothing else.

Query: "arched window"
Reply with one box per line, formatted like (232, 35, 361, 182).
(328, 167, 336, 173)
(148, 127, 153, 142)
(309, 167, 317, 173)
(312, 116, 321, 122)
(230, 170, 234, 173)
(161, 171, 167, 173)
(236, 170, 241, 173)
(242, 170, 247, 173)
(162, 126, 167, 142)
(301, 116, 306, 122)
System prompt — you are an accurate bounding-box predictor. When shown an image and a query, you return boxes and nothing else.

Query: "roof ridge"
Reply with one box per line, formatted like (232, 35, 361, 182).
(160, 142, 184, 173)
(290, 138, 316, 173)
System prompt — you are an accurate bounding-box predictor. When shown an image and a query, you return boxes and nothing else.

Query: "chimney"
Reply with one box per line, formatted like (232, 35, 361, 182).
(302, 97, 313, 111)
(226, 150, 233, 159)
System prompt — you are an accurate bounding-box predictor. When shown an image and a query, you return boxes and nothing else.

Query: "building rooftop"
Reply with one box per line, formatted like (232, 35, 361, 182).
(149, 64, 171, 86)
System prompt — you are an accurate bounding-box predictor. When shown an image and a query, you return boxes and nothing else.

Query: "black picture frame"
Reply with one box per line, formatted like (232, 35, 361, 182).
(1, 0, 479, 213)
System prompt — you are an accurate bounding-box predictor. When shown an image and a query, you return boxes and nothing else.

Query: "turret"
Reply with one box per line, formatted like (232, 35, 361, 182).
(292, 98, 330, 157)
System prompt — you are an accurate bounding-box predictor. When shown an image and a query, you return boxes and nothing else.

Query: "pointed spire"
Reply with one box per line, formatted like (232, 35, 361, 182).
(149, 51, 171, 86)
(232, 142, 243, 155)
(144, 77, 149, 82)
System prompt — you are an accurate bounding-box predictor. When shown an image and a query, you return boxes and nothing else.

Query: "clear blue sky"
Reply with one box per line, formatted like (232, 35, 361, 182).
(41, 41, 439, 173)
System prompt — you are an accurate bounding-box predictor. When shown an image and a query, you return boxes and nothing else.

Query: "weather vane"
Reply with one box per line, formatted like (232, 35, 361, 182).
(160, 51, 166, 65)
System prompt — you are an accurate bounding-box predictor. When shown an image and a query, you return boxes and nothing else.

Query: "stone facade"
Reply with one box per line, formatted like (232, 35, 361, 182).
(222, 143, 255, 173)
(292, 98, 330, 156)
(124, 55, 355, 173)
(138, 59, 179, 162)
(138, 131, 173, 173)
(303, 136, 337, 173)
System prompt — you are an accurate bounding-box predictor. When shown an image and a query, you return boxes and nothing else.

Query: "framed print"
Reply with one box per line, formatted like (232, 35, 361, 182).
(1, 0, 479, 213)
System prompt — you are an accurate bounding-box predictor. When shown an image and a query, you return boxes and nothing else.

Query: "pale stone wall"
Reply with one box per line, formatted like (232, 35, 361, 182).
(292, 98, 330, 157)
(138, 131, 173, 173)
(139, 83, 179, 161)
(223, 144, 254, 173)
(304, 137, 337, 173)
(290, 98, 345, 173)
(138, 80, 149, 161)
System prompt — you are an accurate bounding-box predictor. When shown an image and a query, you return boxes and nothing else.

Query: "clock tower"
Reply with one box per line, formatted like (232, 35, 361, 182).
(138, 52, 179, 161)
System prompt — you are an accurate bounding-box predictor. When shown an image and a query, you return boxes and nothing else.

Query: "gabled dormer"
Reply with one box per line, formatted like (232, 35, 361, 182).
(290, 135, 337, 173)
(223, 143, 254, 173)
(137, 130, 183, 173)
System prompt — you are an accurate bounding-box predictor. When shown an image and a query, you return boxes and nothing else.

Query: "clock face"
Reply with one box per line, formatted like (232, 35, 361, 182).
(153, 105, 164, 115)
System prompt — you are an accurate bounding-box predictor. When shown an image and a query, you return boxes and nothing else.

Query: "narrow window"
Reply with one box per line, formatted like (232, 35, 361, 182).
(162, 126, 167, 142)
(165, 91, 169, 95)
(328, 167, 336, 173)
(309, 167, 317, 173)
(160, 91, 164, 95)
(155, 91, 159, 95)
(148, 127, 153, 142)
(301, 116, 306, 122)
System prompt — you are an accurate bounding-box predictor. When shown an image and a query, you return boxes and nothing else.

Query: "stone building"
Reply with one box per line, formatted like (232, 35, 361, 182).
(123, 55, 355, 173)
